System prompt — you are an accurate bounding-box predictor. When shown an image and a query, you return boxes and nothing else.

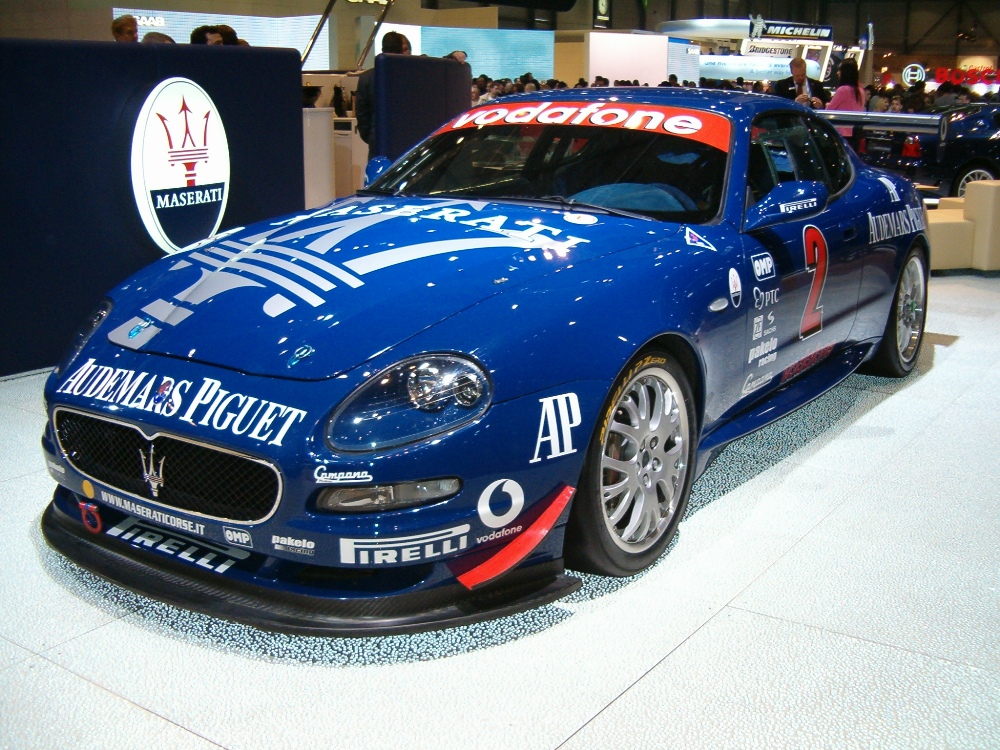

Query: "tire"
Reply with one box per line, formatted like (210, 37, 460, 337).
(866, 246, 928, 377)
(951, 164, 999, 197)
(565, 351, 696, 576)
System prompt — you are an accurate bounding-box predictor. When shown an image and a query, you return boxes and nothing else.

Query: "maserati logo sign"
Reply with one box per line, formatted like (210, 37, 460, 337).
(130, 77, 230, 255)
(139, 445, 166, 498)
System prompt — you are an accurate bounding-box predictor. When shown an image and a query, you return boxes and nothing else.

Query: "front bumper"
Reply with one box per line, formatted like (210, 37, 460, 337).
(42, 495, 581, 637)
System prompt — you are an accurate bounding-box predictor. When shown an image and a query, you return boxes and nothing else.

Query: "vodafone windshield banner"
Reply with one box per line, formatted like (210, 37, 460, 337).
(440, 100, 732, 153)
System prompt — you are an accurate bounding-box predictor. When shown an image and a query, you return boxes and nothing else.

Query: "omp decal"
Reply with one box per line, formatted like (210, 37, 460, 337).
(339, 525, 471, 565)
(55, 359, 307, 446)
(868, 205, 926, 243)
(106, 199, 591, 349)
(684, 227, 717, 251)
(455, 485, 575, 590)
(530, 393, 582, 463)
(751, 252, 775, 281)
(441, 102, 732, 153)
(223, 527, 253, 548)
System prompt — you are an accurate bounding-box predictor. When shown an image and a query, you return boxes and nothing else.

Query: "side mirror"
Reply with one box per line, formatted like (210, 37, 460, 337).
(364, 156, 392, 187)
(744, 180, 829, 233)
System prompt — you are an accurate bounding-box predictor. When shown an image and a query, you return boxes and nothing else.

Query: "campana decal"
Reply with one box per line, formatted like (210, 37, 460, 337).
(477, 479, 525, 529)
(105, 198, 593, 350)
(729, 268, 742, 308)
(748, 337, 778, 364)
(339, 525, 471, 565)
(868, 205, 926, 243)
(131, 78, 230, 255)
(223, 527, 253, 549)
(272, 535, 316, 556)
(751, 252, 776, 281)
(106, 516, 248, 574)
(56, 359, 307, 447)
(530, 393, 582, 463)
(742, 371, 773, 395)
(443, 101, 732, 153)
(100, 490, 206, 536)
(314, 467, 373, 484)
(754, 287, 779, 310)
(684, 227, 717, 251)
(779, 198, 818, 214)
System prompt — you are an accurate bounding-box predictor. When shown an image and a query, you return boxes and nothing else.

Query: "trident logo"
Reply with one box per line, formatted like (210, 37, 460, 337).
(139, 445, 166, 498)
(157, 96, 211, 187)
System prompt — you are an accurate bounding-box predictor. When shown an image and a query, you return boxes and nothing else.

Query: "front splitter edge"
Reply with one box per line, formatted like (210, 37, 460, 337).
(41, 500, 581, 637)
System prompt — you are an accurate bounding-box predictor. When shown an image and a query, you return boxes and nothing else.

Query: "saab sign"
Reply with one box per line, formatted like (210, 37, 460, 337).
(130, 77, 231, 254)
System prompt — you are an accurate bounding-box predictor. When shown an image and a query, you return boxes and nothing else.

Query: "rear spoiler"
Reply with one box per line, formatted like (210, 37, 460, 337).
(817, 111, 943, 136)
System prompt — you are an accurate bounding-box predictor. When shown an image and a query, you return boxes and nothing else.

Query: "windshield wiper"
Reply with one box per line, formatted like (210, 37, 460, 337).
(491, 195, 654, 222)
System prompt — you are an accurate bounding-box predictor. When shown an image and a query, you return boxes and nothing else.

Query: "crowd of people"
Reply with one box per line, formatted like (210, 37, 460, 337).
(111, 14, 248, 45)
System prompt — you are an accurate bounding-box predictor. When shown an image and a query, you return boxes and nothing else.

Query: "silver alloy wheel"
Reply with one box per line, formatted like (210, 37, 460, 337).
(896, 254, 926, 365)
(600, 367, 689, 553)
(957, 168, 996, 196)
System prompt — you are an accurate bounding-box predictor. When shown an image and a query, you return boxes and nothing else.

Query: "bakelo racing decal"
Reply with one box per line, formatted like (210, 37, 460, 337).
(440, 101, 732, 153)
(800, 225, 828, 339)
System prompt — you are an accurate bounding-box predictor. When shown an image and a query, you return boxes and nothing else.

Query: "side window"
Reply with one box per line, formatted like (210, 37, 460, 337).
(806, 117, 853, 195)
(748, 113, 829, 203)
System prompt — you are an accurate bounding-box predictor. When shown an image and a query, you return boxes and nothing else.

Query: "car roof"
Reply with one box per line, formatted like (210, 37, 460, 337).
(488, 87, 803, 128)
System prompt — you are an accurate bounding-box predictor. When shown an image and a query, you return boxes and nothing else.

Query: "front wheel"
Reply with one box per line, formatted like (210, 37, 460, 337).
(866, 247, 928, 377)
(565, 352, 696, 576)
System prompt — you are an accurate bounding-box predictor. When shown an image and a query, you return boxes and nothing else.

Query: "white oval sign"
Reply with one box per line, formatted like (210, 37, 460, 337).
(131, 77, 230, 255)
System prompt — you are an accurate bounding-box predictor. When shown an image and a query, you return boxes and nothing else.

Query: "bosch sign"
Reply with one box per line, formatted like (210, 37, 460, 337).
(933, 67, 998, 85)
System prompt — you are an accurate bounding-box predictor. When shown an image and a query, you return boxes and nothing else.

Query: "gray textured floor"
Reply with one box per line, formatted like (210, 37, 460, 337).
(1, 274, 998, 749)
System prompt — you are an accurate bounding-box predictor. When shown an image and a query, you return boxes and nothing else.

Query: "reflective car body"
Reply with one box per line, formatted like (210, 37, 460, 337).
(853, 104, 1000, 196)
(41, 89, 929, 635)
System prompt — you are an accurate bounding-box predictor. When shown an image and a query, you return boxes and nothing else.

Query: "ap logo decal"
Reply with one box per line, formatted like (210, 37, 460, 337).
(131, 77, 230, 254)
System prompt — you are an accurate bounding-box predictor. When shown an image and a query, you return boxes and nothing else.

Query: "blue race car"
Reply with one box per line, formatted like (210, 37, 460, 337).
(41, 89, 929, 635)
(934, 103, 1000, 196)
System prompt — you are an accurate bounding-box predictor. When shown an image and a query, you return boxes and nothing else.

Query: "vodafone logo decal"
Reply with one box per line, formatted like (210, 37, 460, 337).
(443, 101, 732, 153)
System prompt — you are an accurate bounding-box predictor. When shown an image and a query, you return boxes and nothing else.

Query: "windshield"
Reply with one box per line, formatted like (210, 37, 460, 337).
(370, 103, 731, 224)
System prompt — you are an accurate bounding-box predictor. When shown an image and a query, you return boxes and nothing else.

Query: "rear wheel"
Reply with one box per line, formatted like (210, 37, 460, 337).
(866, 247, 927, 377)
(952, 164, 998, 197)
(566, 352, 695, 576)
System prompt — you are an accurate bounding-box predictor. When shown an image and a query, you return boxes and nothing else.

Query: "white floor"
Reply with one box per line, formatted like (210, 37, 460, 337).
(2, 274, 999, 750)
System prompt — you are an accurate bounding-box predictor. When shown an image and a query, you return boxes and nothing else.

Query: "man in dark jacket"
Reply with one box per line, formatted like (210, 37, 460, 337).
(772, 57, 830, 109)
(355, 32, 411, 161)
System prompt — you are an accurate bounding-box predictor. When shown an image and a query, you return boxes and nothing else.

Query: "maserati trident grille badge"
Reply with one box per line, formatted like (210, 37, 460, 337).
(139, 445, 165, 498)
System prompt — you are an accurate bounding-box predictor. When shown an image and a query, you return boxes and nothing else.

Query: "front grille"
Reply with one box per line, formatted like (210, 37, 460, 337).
(54, 409, 281, 523)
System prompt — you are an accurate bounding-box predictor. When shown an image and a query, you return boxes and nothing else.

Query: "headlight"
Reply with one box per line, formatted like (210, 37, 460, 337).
(54, 298, 113, 375)
(326, 354, 492, 452)
(316, 477, 462, 513)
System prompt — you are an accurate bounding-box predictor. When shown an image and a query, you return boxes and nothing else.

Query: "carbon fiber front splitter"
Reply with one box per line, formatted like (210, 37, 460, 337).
(41, 500, 581, 637)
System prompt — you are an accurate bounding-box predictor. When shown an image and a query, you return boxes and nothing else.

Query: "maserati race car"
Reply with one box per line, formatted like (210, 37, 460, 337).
(42, 89, 929, 635)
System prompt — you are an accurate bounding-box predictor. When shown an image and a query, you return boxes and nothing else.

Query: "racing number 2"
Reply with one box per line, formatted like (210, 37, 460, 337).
(800, 225, 828, 339)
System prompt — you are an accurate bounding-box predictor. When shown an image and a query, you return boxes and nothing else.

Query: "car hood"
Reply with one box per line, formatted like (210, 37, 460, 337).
(107, 196, 675, 379)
